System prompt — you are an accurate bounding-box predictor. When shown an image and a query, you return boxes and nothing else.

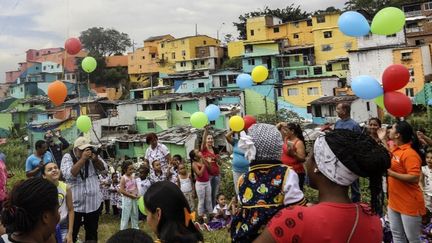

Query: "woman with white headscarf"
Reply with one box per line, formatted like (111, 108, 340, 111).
(254, 129, 390, 243)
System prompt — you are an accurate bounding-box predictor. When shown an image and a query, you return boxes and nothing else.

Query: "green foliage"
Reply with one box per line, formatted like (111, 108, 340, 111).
(257, 108, 305, 125)
(233, 5, 309, 40)
(221, 57, 242, 70)
(0, 138, 28, 170)
(79, 27, 132, 57)
(344, 0, 419, 17)
(76, 56, 129, 88)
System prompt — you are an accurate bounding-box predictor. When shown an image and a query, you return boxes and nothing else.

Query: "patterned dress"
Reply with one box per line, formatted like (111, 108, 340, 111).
(110, 183, 122, 209)
(99, 174, 111, 201)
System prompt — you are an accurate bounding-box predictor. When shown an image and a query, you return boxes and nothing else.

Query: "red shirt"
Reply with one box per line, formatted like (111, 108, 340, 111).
(201, 147, 220, 176)
(268, 203, 382, 243)
(281, 139, 304, 174)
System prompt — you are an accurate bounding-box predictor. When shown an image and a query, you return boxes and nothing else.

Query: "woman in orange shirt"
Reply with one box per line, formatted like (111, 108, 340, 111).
(380, 121, 425, 243)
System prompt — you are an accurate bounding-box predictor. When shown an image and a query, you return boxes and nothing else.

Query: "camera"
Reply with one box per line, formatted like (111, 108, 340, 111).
(90, 147, 101, 155)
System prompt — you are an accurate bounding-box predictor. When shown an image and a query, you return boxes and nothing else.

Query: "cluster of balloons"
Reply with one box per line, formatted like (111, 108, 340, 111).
(65, 37, 98, 73)
(352, 64, 412, 117)
(338, 7, 405, 37)
(235, 65, 269, 89)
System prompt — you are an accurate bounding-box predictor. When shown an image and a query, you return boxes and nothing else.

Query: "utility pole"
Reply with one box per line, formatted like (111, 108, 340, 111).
(195, 24, 198, 36)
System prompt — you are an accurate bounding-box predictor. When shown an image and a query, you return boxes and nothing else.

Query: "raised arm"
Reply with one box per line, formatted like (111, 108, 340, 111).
(201, 125, 210, 151)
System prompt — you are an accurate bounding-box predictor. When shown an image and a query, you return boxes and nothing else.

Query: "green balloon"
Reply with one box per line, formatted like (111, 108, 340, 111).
(190, 112, 208, 129)
(76, 115, 92, 133)
(81, 56, 97, 73)
(371, 7, 405, 35)
(374, 95, 385, 109)
(137, 196, 147, 215)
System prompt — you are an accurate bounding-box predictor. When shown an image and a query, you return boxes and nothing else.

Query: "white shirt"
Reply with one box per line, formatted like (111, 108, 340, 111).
(136, 177, 151, 197)
(213, 204, 231, 215)
(422, 165, 432, 196)
(145, 143, 170, 168)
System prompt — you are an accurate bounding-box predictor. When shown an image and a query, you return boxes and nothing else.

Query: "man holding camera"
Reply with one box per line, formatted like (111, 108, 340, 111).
(25, 140, 53, 178)
(60, 136, 107, 243)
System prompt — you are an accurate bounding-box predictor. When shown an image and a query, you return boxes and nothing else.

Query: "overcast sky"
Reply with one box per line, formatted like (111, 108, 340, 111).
(0, 0, 344, 81)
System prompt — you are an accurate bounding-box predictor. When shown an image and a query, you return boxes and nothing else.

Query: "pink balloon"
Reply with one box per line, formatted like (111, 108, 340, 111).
(384, 91, 412, 117)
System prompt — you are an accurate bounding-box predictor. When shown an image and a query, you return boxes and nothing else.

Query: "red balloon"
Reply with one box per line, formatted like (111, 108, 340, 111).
(64, 38, 82, 55)
(382, 64, 410, 92)
(384, 91, 412, 117)
(243, 115, 257, 130)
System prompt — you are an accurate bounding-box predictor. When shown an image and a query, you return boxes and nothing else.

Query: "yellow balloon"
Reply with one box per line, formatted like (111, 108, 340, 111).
(251, 65, 269, 83)
(229, 116, 245, 132)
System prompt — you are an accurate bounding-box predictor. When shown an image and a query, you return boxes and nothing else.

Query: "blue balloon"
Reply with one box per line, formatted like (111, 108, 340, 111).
(352, 75, 383, 100)
(428, 99, 432, 106)
(205, 104, 220, 121)
(236, 74, 253, 89)
(338, 11, 370, 37)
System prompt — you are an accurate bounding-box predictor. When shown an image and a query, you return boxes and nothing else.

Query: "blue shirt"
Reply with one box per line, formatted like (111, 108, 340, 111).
(25, 152, 53, 176)
(334, 118, 362, 133)
(232, 139, 249, 173)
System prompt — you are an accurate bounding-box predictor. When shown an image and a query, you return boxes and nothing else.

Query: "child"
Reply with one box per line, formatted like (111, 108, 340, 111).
(421, 149, 432, 213)
(228, 196, 239, 216)
(168, 154, 182, 184)
(149, 160, 167, 184)
(231, 123, 306, 242)
(190, 149, 212, 225)
(107, 229, 153, 243)
(136, 165, 151, 197)
(42, 162, 74, 243)
(99, 171, 112, 214)
(208, 193, 231, 230)
(144, 181, 203, 243)
(177, 163, 196, 212)
(110, 173, 121, 215)
(119, 161, 139, 230)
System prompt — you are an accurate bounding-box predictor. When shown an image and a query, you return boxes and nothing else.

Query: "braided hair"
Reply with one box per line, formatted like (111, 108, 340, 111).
(1, 177, 58, 233)
(324, 129, 391, 214)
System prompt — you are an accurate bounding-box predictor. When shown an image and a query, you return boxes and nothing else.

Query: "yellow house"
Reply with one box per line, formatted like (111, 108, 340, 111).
(128, 35, 174, 83)
(246, 16, 283, 41)
(266, 19, 314, 46)
(392, 45, 432, 98)
(312, 12, 358, 65)
(282, 77, 339, 108)
(158, 35, 219, 74)
(227, 41, 245, 58)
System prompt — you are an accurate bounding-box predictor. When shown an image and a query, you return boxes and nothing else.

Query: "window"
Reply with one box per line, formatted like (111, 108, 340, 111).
(198, 83, 205, 88)
(139, 65, 142, 69)
(313, 66, 323, 75)
(147, 122, 156, 129)
(294, 22, 299, 28)
(386, 34, 397, 38)
(323, 31, 332, 38)
(131, 55, 134, 60)
(415, 39, 425, 45)
(182, 50, 186, 56)
(118, 142, 129, 150)
(321, 44, 333, 52)
(57, 64, 60, 68)
(306, 19, 312, 26)
(317, 16, 325, 23)
(401, 52, 412, 60)
(161, 43, 164, 48)
(273, 27, 280, 33)
(293, 33, 299, 39)
(245, 45, 253, 53)
(409, 68, 415, 82)
(425, 2, 432, 10)
(161, 54, 165, 60)
(200, 60, 205, 65)
(36, 52, 39, 56)
(171, 52, 176, 59)
(294, 55, 300, 62)
(307, 87, 319, 95)
(181, 40, 185, 44)
(250, 29, 255, 36)
(43, 66, 46, 70)
(142, 56, 145, 60)
(342, 64, 350, 70)
(151, 53, 156, 59)
(326, 64, 333, 72)
(228, 75, 236, 84)
(284, 70, 291, 76)
(72, 74, 75, 79)
(366, 102, 370, 111)
(181, 83, 187, 89)
(176, 104, 183, 111)
(296, 69, 307, 76)
(203, 40, 207, 45)
(405, 88, 414, 97)
(180, 61, 186, 67)
(248, 59, 255, 65)
(287, 88, 299, 96)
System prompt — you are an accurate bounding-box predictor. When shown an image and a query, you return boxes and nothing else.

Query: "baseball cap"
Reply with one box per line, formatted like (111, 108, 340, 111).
(74, 137, 93, 150)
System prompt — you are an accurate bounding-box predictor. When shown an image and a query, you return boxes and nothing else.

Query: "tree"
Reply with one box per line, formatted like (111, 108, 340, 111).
(221, 57, 242, 70)
(223, 34, 235, 44)
(344, 0, 418, 17)
(233, 5, 309, 40)
(257, 109, 305, 125)
(313, 6, 341, 15)
(79, 27, 132, 57)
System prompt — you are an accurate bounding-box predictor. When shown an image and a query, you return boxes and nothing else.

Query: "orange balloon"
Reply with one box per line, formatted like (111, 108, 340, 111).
(48, 81, 67, 106)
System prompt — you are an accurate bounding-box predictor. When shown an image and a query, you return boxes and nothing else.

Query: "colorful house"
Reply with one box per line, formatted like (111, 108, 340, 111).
(174, 78, 212, 93)
(311, 12, 357, 71)
(175, 45, 226, 74)
(392, 45, 432, 104)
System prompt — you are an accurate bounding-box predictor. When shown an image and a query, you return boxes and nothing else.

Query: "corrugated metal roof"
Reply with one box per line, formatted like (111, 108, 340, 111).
(309, 95, 358, 105)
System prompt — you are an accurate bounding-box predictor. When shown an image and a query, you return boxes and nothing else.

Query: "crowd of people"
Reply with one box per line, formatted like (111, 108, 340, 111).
(0, 102, 430, 242)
